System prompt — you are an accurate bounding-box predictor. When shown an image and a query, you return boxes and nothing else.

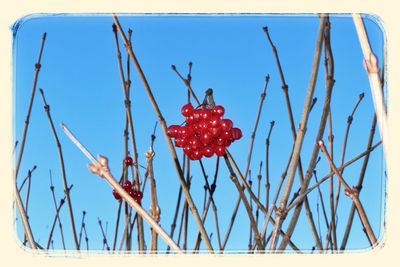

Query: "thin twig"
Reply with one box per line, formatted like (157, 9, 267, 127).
(340, 114, 377, 250)
(318, 140, 377, 246)
(287, 140, 382, 211)
(18, 165, 37, 192)
(223, 155, 263, 251)
(146, 146, 161, 253)
(78, 210, 86, 250)
(277, 16, 334, 251)
(98, 218, 111, 251)
(46, 186, 71, 250)
(14, 33, 47, 250)
(352, 14, 388, 155)
(328, 92, 364, 250)
(39, 88, 79, 250)
(265, 22, 323, 251)
(49, 170, 66, 250)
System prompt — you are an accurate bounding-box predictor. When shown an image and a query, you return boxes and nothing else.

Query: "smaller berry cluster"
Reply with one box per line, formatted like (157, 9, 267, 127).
(112, 180, 143, 204)
(112, 156, 143, 204)
(167, 103, 242, 160)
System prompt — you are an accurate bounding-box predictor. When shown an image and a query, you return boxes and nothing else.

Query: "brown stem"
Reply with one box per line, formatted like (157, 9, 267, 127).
(15, 33, 47, 250)
(46, 185, 72, 250)
(328, 92, 364, 250)
(39, 88, 79, 250)
(98, 218, 111, 251)
(223, 155, 263, 251)
(49, 171, 66, 250)
(270, 15, 327, 251)
(146, 147, 161, 253)
(318, 140, 377, 246)
(287, 140, 382, 211)
(277, 16, 334, 251)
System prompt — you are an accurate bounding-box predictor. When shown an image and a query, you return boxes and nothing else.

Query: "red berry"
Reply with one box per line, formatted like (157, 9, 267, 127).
(215, 137, 226, 146)
(221, 130, 233, 141)
(214, 145, 226, 157)
(124, 156, 133, 166)
(193, 109, 202, 121)
(136, 191, 143, 200)
(123, 180, 132, 191)
(212, 105, 225, 117)
(220, 119, 233, 131)
(185, 114, 196, 124)
(189, 136, 202, 150)
(202, 146, 215, 158)
(190, 150, 203, 160)
(231, 127, 243, 140)
(167, 125, 180, 138)
(181, 103, 194, 117)
(208, 127, 222, 138)
(179, 125, 194, 138)
(174, 138, 186, 147)
(112, 189, 121, 200)
(183, 144, 194, 155)
(208, 116, 221, 128)
(199, 131, 213, 145)
(197, 120, 209, 131)
(200, 108, 212, 121)
(127, 188, 135, 198)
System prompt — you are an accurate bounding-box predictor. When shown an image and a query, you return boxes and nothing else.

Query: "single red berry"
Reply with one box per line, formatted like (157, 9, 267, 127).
(123, 180, 132, 191)
(174, 138, 186, 148)
(179, 125, 194, 139)
(197, 120, 209, 131)
(136, 191, 143, 200)
(220, 119, 233, 131)
(214, 145, 226, 157)
(212, 105, 225, 117)
(112, 189, 121, 200)
(202, 146, 215, 158)
(190, 150, 203, 160)
(221, 130, 233, 141)
(208, 127, 222, 138)
(183, 144, 194, 155)
(127, 188, 135, 198)
(193, 108, 202, 121)
(208, 116, 221, 128)
(124, 156, 133, 166)
(167, 125, 180, 138)
(200, 108, 212, 121)
(231, 127, 243, 140)
(215, 137, 226, 146)
(185, 114, 196, 124)
(189, 136, 202, 150)
(181, 103, 194, 117)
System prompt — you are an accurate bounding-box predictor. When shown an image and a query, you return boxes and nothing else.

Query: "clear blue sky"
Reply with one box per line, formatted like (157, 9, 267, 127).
(13, 14, 385, 252)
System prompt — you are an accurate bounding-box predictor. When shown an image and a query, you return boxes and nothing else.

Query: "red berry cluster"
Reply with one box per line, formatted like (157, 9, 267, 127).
(112, 180, 143, 204)
(167, 103, 242, 160)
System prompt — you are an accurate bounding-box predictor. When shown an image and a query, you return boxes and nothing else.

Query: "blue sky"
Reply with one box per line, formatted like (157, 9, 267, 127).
(13, 14, 385, 252)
